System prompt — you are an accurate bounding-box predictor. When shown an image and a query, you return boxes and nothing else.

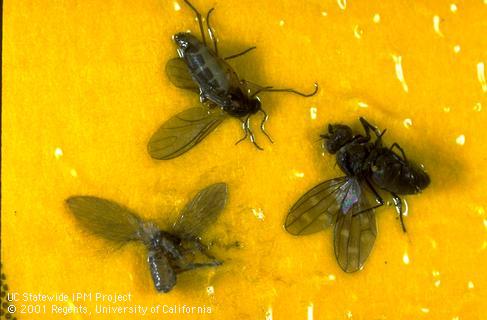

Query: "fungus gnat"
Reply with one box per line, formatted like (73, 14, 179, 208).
(148, 0, 318, 159)
(66, 183, 228, 293)
(285, 118, 430, 272)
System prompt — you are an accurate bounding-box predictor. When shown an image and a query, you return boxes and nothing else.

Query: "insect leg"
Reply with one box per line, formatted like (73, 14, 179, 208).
(179, 261, 223, 272)
(355, 179, 385, 216)
(391, 192, 407, 233)
(183, 0, 207, 45)
(235, 117, 249, 145)
(359, 117, 383, 141)
(235, 116, 263, 150)
(160, 238, 184, 260)
(205, 8, 218, 56)
(247, 118, 264, 150)
(224, 46, 257, 60)
(259, 108, 274, 143)
(251, 82, 319, 98)
(205, 238, 241, 249)
(390, 142, 408, 162)
(249, 84, 273, 97)
(190, 238, 219, 260)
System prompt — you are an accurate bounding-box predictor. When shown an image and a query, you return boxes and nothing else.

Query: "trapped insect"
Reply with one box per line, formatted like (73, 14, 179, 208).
(148, 0, 318, 159)
(285, 118, 430, 272)
(66, 183, 227, 293)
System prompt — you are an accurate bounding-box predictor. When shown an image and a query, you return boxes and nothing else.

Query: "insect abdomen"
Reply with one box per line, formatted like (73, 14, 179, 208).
(148, 249, 177, 293)
(174, 33, 232, 99)
(371, 153, 430, 194)
(186, 47, 230, 95)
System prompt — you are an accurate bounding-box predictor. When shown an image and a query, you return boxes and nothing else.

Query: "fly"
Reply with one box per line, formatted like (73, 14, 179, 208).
(285, 118, 430, 272)
(148, 0, 318, 159)
(66, 183, 228, 293)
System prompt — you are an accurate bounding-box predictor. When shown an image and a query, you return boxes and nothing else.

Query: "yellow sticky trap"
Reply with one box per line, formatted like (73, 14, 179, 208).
(392, 55, 409, 93)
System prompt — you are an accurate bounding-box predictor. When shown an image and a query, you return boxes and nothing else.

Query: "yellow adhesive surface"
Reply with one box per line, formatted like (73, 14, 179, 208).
(2, 0, 487, 319)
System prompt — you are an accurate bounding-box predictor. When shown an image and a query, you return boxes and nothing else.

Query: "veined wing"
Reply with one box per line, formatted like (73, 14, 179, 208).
(172, 183, 228, 239)
(333, 179, 378, 273)
(147, 107, 227, 160)
(165, 58, 199, 92)
(285, 177, 351, 235)
(65, 196, 143, 243)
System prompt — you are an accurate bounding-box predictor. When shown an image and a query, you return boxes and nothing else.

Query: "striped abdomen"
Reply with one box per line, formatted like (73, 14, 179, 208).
(174, 32, 238, 105)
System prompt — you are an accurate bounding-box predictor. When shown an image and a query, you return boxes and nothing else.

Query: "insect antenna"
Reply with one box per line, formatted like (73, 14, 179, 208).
(313, 136, 324, 144)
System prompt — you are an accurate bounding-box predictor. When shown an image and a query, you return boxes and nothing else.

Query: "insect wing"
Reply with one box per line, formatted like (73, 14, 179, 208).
(165, 58, 199, 92)
(147, 107, 226, 160)
(65, 196, 143, 243)
(148, 249, 177, 293)
(333, 180, 377, 272)
(216, 59, 241, 93)
(285, 177, 351, 235)
(172, 183, 228, 239)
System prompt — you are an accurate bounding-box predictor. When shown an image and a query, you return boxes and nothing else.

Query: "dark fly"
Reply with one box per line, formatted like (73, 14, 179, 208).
(148, 0, 318, 160)
(285, 118, 430, 272)
(66, 183, 227, 293)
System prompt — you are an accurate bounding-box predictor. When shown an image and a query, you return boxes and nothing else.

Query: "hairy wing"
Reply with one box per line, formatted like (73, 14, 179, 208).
(333, 180, 378, 272)
(148, 249, 177, 293)
(147, 107, 226, 160)
(65, 196, 143, 243)
(165, 58, 199, 92)
(285, 177, 352, 235)
(172, 183, 228, 239)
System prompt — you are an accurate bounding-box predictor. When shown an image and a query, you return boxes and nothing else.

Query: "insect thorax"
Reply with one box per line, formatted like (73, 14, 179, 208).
(148, 230, 182, 256)
(222, 89, 260, 118)
(336, 142, 373, 177)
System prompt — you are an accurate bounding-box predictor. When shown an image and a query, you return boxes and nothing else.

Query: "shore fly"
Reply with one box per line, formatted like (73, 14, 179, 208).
(66, 183, 228, 292)
(148, 0, 318, 159)
(285, 118, 430, 272)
